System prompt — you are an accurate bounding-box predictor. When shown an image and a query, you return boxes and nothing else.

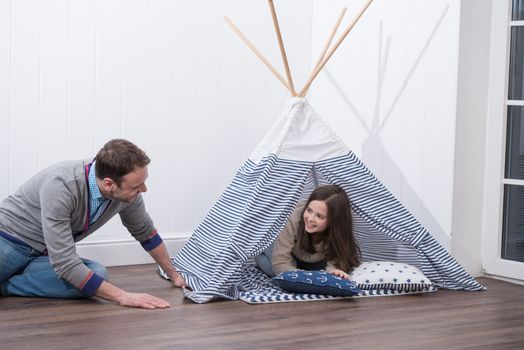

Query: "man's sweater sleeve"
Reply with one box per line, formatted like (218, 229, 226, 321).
(118, 195, 162, 251)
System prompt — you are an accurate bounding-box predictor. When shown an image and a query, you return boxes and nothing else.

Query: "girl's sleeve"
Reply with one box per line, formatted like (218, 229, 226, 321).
(271, 205, 303, 274)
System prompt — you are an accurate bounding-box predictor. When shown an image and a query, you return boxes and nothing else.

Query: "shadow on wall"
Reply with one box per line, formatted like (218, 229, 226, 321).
(323, 5, 450, 249)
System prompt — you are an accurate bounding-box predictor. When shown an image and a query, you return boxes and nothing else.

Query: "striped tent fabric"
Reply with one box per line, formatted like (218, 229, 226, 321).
(173, 98, 484, 303)
(235, 264, 438, 304)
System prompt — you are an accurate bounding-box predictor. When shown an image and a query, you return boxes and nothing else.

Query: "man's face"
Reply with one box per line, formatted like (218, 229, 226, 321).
(107, 166, 148, 203)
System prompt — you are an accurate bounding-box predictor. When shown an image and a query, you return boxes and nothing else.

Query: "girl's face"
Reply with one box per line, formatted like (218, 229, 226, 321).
(303, 200, 329, 234)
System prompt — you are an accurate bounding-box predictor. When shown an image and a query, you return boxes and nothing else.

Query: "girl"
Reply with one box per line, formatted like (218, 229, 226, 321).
(257, 184, 361, 279)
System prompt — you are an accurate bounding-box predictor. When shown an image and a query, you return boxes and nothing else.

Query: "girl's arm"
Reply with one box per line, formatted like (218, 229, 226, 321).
(271, 206, 303, 275)
(271, 228, 298, 274)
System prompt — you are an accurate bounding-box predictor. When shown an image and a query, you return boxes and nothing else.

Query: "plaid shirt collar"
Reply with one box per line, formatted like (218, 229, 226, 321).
(87, 161, 110, 224)
(88, 161, 105, 204)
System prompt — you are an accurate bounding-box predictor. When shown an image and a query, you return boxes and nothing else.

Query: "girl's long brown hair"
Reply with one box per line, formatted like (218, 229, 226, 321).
(298, 184, 361, 272)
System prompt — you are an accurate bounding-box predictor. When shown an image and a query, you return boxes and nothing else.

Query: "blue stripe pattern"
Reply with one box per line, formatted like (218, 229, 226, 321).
(173, 149, 484, 303)
(159, 261, 438, 304)
(237, 264, 437, 304)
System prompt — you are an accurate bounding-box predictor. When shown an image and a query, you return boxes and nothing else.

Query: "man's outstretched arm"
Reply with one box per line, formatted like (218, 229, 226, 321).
(147, 242, 187, 288)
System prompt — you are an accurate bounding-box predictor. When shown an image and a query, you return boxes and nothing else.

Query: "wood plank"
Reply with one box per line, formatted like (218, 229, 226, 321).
(1, 265, 523, 349)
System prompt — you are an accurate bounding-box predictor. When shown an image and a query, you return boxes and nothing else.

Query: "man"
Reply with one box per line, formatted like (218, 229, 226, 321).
(0, 139, 185, 309)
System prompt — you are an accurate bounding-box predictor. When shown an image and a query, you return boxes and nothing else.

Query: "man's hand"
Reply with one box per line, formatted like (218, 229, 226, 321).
(148, 242, 188, 288)
(96, 280, 170, 309)
(168, 270, 187, 288)
(116, 291, 170, 309)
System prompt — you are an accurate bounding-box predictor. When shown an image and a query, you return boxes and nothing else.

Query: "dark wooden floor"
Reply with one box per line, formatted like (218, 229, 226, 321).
(1, 264, 524, 350)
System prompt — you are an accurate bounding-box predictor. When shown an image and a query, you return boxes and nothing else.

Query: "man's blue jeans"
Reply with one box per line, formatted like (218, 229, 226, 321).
(0, 235, 108, 298)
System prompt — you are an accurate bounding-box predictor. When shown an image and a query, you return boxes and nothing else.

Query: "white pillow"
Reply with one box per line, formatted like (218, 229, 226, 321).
(350, 261, 433, 292)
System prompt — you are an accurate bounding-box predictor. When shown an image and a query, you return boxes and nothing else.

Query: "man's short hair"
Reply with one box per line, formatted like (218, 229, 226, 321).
(95, 139, 151, 185)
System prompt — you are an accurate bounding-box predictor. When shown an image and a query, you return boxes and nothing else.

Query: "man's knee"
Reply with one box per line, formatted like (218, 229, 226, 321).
(84, 260, 109, 280)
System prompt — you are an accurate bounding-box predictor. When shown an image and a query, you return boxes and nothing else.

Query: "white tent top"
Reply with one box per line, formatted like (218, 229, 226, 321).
(250, 98, 350, 163)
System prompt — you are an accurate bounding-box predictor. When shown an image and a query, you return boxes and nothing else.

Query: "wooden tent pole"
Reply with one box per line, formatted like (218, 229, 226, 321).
(268, 0, 297, 97)
(298, 0, 373, 97)
(224, 16, 292, 94)
(312, 8, 347, 78)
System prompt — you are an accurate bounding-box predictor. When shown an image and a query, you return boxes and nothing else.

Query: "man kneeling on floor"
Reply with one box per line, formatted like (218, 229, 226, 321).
(0, 139, 186, 309)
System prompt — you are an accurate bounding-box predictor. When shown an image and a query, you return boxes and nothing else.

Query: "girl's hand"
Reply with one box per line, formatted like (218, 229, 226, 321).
(329, 269, 351, 280)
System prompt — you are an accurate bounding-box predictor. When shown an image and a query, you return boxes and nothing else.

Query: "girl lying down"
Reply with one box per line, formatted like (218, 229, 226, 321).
(256, 184, 361, 279)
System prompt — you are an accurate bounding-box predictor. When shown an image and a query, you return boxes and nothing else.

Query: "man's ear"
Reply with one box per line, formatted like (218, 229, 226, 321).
(101, 178, 115, 192)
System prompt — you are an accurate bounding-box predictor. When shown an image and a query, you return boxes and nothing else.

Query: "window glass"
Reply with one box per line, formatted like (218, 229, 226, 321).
(502, 185, 524, 262)
(513, 0, 524, 20)
(505, 106, 524, 179)
(508, 27, 524, 100)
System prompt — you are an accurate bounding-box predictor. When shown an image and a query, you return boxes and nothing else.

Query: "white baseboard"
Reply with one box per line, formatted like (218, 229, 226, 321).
(482, 272, 524, 286)
(76, 233, 190, 267)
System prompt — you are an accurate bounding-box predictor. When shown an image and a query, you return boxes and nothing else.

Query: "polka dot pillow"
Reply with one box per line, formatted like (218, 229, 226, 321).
(350, 261, 433, 292)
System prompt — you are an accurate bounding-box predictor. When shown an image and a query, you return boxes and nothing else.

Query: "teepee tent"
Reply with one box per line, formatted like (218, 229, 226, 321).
(172, 0, 483, 303)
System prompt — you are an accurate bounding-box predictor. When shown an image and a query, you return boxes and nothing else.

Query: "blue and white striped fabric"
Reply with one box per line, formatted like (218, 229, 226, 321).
(237, 264, 437, 304)
(172, 98, 484, 303)
(159, 261, 438, 304)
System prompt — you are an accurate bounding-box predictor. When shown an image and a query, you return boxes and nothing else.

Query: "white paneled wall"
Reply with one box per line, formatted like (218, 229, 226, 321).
(0, 0, 313, 263)
(310, 0, 460, 248)
(0, 0, 461, 264)
(0, 1, 9, 199)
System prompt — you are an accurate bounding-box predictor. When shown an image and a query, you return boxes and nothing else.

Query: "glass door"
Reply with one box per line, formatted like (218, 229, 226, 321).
(502, 1, 524, 263)
(484, 0, 524, 281)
